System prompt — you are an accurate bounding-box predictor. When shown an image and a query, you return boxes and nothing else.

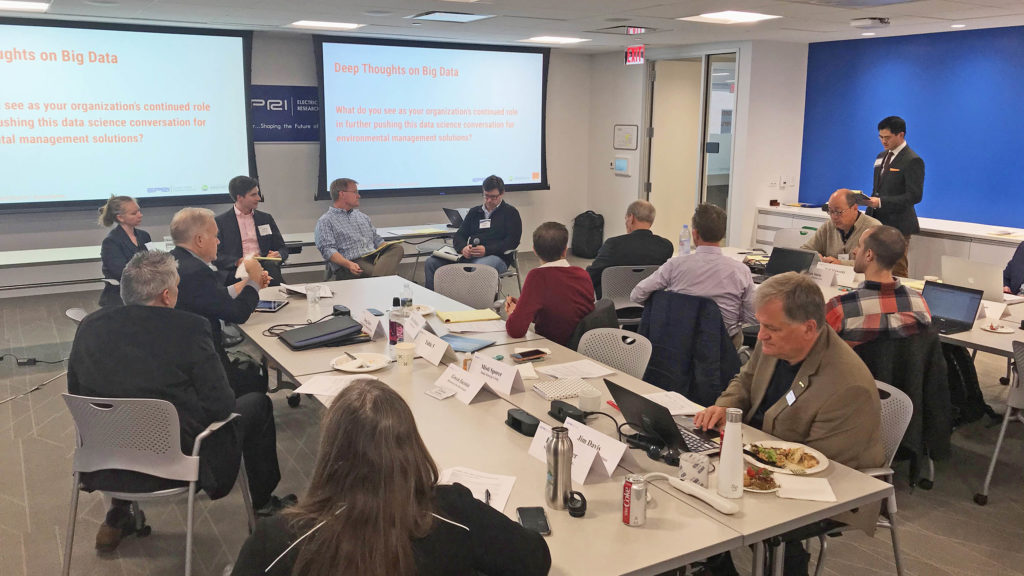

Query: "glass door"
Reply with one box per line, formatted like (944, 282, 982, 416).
(701, 53, 737, 215)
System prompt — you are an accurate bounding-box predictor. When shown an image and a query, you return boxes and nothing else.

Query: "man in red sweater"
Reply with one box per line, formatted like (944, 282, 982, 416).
(505, 222, 595, 346)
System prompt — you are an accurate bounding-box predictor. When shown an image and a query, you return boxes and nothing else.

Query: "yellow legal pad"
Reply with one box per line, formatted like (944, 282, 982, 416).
(437, 309, 502, 323)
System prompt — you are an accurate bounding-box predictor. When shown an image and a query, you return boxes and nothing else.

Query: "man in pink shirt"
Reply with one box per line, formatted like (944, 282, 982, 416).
(215, 176, 289, 285)
(505, 222, 595, 346)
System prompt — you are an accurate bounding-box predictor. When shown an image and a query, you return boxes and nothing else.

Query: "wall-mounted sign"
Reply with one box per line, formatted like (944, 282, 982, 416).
(250, 85, 320, 142)
(625, 45, 645, 66)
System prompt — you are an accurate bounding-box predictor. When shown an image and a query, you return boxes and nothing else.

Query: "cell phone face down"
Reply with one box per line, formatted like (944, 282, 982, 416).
(511, 349, 547, 362)
(255, 300, 288, 312)
(516, 506, 550, 535)
(367, 308, 385, 316)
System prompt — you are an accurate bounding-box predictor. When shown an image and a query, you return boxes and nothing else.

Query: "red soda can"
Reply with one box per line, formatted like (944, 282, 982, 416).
(622, 474, 646, 526)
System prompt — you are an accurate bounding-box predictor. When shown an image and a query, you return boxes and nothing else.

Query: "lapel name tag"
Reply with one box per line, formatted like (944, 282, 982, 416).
(785, 390, 797, 406)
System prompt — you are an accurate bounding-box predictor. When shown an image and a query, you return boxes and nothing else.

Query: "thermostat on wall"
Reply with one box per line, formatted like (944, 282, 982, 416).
(612, 156, 630, 177)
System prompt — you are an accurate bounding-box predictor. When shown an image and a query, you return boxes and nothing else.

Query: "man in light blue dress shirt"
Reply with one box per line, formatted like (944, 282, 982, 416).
(315, 178, 404, 280)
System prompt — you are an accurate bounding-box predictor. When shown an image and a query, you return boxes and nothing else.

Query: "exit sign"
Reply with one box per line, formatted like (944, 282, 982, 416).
(625, 45, 645, 65)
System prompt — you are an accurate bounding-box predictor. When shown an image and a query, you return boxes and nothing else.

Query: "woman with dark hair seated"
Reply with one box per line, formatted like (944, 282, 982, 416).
(231, 378, 551, 576)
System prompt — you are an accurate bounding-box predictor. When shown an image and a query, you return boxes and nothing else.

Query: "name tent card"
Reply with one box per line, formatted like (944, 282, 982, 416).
(809, 266, 837, 288)
(359, 309, 387, 340)
(415, 331, 457, 366)
(434, 363, 488, 405)
(815, 262, 857, 287)
(527, 421, 600, 485)
(470, 353, 525, 395)
(405, 311, 428, 340)
(563, 417, 630, 478)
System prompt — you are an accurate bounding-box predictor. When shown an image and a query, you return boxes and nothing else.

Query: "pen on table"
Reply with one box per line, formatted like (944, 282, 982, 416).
(484, 489, 491, 506)
(607, 400, 620, 411)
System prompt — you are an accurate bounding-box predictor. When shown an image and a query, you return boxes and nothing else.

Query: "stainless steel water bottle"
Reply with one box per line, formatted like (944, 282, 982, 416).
(545, 426, 573, 510)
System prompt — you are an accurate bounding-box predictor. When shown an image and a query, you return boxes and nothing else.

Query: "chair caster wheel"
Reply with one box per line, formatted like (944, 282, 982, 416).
(287, 393, 301, 408)
(137, 525, 152, 537)
(917, 478, 933, 490)
(135, 509, 151, 537)
(973, 493, 988, 506)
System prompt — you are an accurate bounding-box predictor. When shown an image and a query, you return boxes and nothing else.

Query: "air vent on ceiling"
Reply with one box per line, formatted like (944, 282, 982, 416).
(589, 25, 657, 35)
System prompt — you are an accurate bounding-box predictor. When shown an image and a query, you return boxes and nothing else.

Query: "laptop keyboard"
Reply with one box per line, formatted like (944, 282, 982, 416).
(676, 425, 721, 454)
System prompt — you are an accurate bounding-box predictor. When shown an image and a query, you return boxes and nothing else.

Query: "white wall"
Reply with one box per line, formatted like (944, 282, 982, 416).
(0, 33, 592, 296)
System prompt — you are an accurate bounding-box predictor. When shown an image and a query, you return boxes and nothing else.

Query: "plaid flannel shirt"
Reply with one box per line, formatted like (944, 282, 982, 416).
(825, 279, 931, 347)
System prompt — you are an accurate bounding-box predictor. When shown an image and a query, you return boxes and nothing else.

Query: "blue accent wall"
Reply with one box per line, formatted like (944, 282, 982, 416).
(799, 26, 1024, 227)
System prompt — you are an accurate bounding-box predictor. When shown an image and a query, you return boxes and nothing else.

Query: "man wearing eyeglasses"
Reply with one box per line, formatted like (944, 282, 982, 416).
(423, 174, 522, 290)
(865, 115, 924, 278)
(802, 188, 880, 265)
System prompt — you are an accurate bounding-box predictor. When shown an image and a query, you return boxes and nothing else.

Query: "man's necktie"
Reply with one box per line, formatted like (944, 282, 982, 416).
(879, 150, 893, 182)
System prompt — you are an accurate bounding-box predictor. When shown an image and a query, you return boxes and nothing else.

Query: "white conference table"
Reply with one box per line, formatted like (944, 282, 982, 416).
(296, 363, 743, 576)
(237, 276, 541, 381)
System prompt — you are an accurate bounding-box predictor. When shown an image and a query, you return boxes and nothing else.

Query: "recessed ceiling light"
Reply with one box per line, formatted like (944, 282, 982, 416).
(520, 36, 591, 45)
(289, 20, 365, 30)
(410, 11, 494, 23)
(951, 23, 966, 28)
(861, 32, 876, 36)
(0, 0, 49, 12)
(679, 10, 780, 24)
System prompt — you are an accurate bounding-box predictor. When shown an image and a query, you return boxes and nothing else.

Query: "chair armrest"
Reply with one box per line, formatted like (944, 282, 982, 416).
(191, 413, 240, 457)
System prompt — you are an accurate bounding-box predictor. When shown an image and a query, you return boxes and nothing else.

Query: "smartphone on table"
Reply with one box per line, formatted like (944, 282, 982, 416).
(512, 349, 547, 363)
(516, 506, 551, 535)
(255, 300, 289, 313)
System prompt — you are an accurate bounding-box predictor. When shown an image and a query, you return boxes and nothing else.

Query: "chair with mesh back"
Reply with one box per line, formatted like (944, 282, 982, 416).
(772, 227, 812, 249)
(434, 263, 502, 310)
(600, 265, 659, 328)
(811, 380, 912, 576)
(65, 308, 88, 325)
(498, 249, 522, 296)
(974, 341, 1024, 505)
(62, 394, 255, 576)
(577, 328, 652, 379)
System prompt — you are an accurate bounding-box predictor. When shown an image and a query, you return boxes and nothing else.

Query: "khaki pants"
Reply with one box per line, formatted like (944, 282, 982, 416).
(332, 243, 405, 280)
(892, 234, 911, 278)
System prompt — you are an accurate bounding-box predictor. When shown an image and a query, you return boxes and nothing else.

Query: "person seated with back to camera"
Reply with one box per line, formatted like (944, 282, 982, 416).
(230, 378, 550, 576)
(505, 221, 595, 347)
(98, 195, 150, 307)
(68, 251, 291, 554)
(423, 175, 522, 290)
(214, 175, 289, 286)
(824, 225, 930, 347)
(585, 199, 673, 299)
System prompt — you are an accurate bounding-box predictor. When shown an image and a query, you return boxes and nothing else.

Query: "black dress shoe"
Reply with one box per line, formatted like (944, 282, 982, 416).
(255, 493, 298, 517)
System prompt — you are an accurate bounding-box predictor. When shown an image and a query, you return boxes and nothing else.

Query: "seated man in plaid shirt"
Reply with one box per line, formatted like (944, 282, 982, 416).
(825, 225, 931, 347)
(315, 178, 405, 280)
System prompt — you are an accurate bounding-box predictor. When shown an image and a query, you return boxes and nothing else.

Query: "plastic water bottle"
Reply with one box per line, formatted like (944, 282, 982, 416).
(717, 408, 744, 499)
(679, 224, 691, 255)
(545, 427, 573, 510)
(389, 296, 405, 344)
(401, 282, 414, 313)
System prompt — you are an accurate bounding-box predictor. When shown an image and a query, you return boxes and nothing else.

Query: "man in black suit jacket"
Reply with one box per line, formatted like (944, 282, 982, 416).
(68, 251, 287, 553)
(215, 176, 289, 286)
(586, 200, 674, 299)
(866, 115, 924, 278)
(170, 207, 270, 395)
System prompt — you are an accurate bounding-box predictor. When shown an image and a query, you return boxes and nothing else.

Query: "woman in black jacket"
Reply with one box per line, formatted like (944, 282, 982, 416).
(98, 195, 151, 306)
(231, 378, 550, 576)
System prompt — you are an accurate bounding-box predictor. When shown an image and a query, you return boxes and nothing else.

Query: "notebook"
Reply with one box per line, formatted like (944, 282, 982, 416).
(279, 316, 363, 350)
(920, 280, 983, 335)
(532, 378, 593, 400)
(437, 309, 501, 323)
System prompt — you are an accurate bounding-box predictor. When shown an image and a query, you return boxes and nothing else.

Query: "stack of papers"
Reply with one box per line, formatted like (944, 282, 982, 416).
(293, 373, 362, 405)
(644, 391, 703, 416)
(439, 467, 516, 512)
(445, 320, 507, 333)
(437, 309, 501, 323)
(536, 359, 615, 379)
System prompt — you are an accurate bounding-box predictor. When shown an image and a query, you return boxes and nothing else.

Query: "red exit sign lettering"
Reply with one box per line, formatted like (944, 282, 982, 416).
(625, 45, 645, 65)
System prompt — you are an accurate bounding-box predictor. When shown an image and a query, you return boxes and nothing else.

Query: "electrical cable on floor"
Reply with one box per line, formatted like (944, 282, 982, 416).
(0, 352, 67, 366)
(0, 371, 67, 405)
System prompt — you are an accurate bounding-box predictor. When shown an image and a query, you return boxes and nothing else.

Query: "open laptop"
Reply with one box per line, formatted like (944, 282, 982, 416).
(940, 255, 1004, 302)
(920, 280, 983, 335)
(442, 207, 469, 228)
(752, 247, 820, 284)
(604, 379, 720, 455)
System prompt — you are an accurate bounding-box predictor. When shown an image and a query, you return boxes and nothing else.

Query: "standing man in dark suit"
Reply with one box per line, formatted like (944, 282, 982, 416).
(215, 176, 289, 286)
(866, 115, 924, 278)
(423, 175, 522, 290)
(170, 207, 270, 396)
(68, 251, 289, 553)
(586, 200, 673, 299)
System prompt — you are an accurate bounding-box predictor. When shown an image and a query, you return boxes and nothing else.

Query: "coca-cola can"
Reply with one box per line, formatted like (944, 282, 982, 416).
(622, 474, 646, 526)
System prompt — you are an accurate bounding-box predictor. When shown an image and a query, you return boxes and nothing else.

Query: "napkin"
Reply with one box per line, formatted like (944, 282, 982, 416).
(775, 476, 836, 502)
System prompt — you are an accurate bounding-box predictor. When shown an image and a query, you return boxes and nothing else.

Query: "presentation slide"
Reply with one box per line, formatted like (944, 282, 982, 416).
(316, 38, 548, 198)
(0, 20, 253, 211)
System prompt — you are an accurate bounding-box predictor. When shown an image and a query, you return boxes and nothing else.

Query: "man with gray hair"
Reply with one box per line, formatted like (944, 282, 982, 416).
(68, 251, 288, 553)
(586, 199, 673, 299)
(315, 178, 405, 280)
(694, 271, 884, 575)
(170, 207, 270, 395)
(801, 188, 880, 264)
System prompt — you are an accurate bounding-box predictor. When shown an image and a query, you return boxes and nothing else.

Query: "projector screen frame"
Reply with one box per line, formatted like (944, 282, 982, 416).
(313, 35, 550, 200)
(0, 17, 257, 214)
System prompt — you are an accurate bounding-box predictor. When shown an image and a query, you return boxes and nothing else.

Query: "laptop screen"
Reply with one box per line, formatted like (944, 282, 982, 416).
(765, 247, 817, 276)
(921, 281, 983, 324)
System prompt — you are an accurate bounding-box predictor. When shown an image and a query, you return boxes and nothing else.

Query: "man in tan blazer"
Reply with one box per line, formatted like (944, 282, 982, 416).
(695, 271, 884, 576)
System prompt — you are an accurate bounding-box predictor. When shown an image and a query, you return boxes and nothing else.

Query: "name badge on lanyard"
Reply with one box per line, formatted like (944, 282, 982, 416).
(479, 219, 492, 230)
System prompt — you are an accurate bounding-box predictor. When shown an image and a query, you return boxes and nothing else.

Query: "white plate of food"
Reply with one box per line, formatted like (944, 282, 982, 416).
(744, 441, 829, 475)
(743, 465, 779, 493)
(330, 353, 391, 373)
(412, 304, 435, 316)
(980, 323, 1014, 334)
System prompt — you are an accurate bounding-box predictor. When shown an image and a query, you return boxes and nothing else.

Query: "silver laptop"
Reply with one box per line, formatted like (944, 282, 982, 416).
(940, 255, 1003, 302)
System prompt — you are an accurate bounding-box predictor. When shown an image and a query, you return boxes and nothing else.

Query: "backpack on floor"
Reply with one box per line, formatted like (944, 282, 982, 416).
(942, 343, 996, 425)
(571, 211, 604, 258)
